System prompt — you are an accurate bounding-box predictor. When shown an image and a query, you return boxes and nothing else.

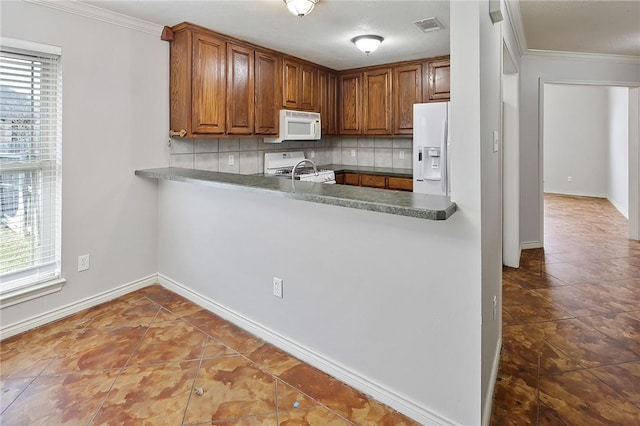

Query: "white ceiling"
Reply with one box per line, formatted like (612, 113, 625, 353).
(85, 0, 451, 71)
(82, 0, 640, 70)
(518, 0, 640, 57)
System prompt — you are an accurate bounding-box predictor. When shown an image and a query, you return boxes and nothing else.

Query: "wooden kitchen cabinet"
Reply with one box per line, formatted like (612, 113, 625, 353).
(254, 50, 280, 135)
(318, 70, 339, 135)
(334, 172, 413, 191)
(169, 26, 227, 136)
(282, 59, 316, 110)
(363, 68, 392, 135)
(300, 64, 316, 110)
(226, 43, 254, 134)
(318, 69, 338, 136)
(344, 173, 360, 185)
(387, 176, 413, 191)
(360, 174, 387, 189)
(339, 72, 362, 135)
(393, 63, 422, 135)
(282, 59, 300, 109)
(425, 58, 450, 101)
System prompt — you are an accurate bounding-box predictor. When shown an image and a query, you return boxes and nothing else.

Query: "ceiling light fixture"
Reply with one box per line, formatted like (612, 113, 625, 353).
(351, 35, 384, 55)
(284, 0, 318, 17)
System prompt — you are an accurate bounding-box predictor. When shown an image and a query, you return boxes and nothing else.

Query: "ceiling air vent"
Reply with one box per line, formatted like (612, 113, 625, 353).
(413, 17, 444, 33)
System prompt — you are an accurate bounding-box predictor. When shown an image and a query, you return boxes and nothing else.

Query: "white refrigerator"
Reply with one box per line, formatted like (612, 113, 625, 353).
(413, 102, 450, 196)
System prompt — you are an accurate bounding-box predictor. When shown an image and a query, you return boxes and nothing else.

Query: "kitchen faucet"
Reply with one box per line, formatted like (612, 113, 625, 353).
(291, 159, 318, 192)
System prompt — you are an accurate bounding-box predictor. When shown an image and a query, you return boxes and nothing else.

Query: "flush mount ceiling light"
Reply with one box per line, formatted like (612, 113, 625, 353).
(351, 35, 384, 55)
(284, 0, 319, 17)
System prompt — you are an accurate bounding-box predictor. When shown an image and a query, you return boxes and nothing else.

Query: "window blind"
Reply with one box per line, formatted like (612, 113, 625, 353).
(0, 43, 62, 292)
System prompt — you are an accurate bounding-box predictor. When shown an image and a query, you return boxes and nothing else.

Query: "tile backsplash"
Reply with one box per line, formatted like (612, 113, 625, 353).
(169, 136, 413, 174)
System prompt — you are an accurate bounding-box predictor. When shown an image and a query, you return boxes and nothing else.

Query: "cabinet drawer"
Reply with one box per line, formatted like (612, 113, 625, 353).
(344, 173, 360, 186)
(387, 177, 413, 191)
(360, 174, 386, 189)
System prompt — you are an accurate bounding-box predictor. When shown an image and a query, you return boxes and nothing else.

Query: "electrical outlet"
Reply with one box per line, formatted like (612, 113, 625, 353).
(228, 154, 235, 166)
(492, 295, 497, 320)
(493, 130, 499, 153)
(78, 254, 90, 272)
(273, 277, 283, 298)
(567, 176, 573, 182)
(399, 151, 405, 159)
(310, 150, 315, 158)
(350, 149, 356, 158)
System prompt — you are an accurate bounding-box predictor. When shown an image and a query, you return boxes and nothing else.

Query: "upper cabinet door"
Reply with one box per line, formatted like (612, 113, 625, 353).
(226, 43, 255, 134)
(393, 64, 422, 135)
(339, 73, 362, 135)
(255, 50, 280, 135)
(282, 59, 300, 109)
(327, 73, 338, 135)
(318, 69, 329, 134)
(192, 32, 226, 134)
(363, 68, 392, 135)
(425, 59, 450, 101)
(300, 64, 317, 111)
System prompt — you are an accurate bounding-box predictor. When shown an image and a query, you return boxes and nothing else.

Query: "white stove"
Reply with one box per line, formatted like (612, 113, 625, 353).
(264, 152, 336, 184)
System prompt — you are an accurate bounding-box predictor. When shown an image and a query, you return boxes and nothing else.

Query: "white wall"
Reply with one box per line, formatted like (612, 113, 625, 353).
(609, 87, 630, 217)
(477, 1, 503, 423)
(0, 2, 168, 330)
(630, 88, 640, 239)
(543, 84, 610, 197)
(519, 55, 640, 246)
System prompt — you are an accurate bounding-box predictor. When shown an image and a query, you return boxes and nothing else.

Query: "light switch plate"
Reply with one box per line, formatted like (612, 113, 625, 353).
(493, 130, 499, 153)
(228, 154, 235, 166)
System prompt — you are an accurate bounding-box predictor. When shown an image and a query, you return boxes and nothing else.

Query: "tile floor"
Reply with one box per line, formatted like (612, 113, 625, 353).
(0, 285, 418, 425)
(491, 194, 640, 425)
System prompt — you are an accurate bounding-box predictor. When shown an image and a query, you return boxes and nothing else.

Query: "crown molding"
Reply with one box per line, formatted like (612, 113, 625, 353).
(524, 49, 640, 65)
(24, 0, 164, 36)
(503, 0, 528, 57)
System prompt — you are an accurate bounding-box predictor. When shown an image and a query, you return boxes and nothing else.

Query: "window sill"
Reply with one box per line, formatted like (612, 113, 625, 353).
(0, 278, 66, 309)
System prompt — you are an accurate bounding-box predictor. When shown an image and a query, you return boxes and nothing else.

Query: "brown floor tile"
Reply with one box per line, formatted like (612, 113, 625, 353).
(126, 319, 208, 366)
(278, 407, 353, 425)
(533, 282, 639, 317)
(494, 195, 640, 424)
(276, 379, 320, 411)
(207, 413, 278, 425)
(245, 342, 304, 376)
(0, 377, 34, 412)
(141, 286, 203, 317)
(538, 369, 640, 425)
(91, 360, 198, 425)
(183, 356, 276, 424)
(538, 319, 640, 368)
(576, 312, 640, 357)
(590, 361, 640, 409)
(489, 371, 538, 425)
(1, 370, 119, 425)
(278, 363, 416, 425)
(1, 285, 417, 425)
(86, 298, 161, 329)
(184, 310, 264, 354)
(44, 326, 147, 374)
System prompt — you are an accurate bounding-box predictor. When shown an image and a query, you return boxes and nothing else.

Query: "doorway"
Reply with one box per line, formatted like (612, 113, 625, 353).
(539, 82, 640, 245)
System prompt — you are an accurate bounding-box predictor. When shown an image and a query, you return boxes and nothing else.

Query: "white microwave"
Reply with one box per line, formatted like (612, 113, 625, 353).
(263, 109, 321, 143)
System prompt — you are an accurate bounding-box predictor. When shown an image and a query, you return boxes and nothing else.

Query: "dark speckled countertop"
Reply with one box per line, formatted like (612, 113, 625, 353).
(135, 168, 456, 220)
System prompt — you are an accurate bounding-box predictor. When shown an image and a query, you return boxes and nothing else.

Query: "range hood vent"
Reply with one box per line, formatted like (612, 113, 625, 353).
(413, 17, 444, 33)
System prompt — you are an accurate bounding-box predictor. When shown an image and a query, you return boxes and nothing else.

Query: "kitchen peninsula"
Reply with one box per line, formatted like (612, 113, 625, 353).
(136, 167, 456, 220)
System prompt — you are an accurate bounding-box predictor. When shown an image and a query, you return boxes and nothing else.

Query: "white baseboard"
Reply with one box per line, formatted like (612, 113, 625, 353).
(0, 274, 158, 340)
(158, 273, 460, 426)
(521, 241, 542, 250)
(481, 336, 502, 426)
(608, 197, 629, 219)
